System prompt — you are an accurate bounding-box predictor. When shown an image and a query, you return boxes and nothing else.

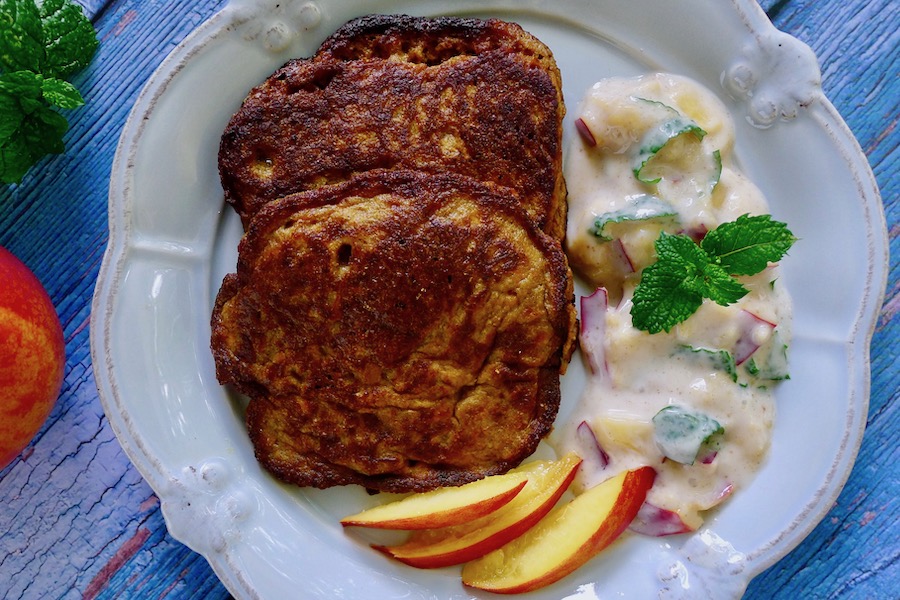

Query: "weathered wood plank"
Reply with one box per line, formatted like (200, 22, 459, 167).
(73, 0, 110, 20)
(745, 0, 899, 599)
(0, 1, 229, 598)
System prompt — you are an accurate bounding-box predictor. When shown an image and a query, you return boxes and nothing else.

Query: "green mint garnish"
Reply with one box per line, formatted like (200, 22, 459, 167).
(711, 148, 722, 187)
(589, 194, 679, 241)
(700, 213, 798, 275)
(682, 346, 738, 382)
(632, 98, 707, 184)
(631, 214, 796, 333)
(0, 0, 98, 184)
(652, 405, 723, 465)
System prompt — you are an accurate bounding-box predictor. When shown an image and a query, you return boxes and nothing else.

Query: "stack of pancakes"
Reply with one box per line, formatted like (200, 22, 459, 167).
(211, 14, 576, 493)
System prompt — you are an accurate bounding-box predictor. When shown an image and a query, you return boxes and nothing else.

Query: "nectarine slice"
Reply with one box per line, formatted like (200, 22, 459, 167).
(340, 471, 528, 530)
(375, 452, 582, 568)
(461, 466, 656, 593)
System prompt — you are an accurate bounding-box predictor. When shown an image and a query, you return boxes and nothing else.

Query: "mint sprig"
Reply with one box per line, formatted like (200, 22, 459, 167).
(631, 214, 796, 333)
(700, 214, 798, 275)
(0, 0, 98, 184)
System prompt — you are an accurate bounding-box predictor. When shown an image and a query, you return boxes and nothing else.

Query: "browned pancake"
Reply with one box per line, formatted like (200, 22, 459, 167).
(217, 15, 566, 239)
(316, 14, 562, 92)
(210, 170, 576, 492)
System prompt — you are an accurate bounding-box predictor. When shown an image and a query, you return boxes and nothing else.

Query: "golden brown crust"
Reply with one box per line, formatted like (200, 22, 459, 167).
(217, 14, 566, 239)
(210, 170, 576, 492)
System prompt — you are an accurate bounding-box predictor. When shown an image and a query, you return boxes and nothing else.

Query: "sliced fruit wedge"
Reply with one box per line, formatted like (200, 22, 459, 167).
(461, 466, 656, 594)
(374, 452, 582, 568)
(340, 471, 528, 530)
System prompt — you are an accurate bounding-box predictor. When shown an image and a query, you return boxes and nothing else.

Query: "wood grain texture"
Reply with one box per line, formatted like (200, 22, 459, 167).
(0, 1, 895, 599)
(746, 1, 899, 599)
(0, 1, 230, 598)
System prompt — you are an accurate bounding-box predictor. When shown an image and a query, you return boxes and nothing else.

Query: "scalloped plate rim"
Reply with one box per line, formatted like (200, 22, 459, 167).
(90, 1, 888, 598)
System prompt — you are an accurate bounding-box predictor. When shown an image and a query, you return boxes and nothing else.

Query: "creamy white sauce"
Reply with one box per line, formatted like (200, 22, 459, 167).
(556, 74, 793, 530)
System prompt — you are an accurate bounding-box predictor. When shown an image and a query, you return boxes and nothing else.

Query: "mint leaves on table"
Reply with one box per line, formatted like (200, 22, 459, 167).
(0, 0, 99, 184)
(631, 214, 796, 333)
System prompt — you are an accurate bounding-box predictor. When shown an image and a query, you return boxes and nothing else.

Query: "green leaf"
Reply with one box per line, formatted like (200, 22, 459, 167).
(0, 0, 97, 184)
(631, 233, 708, 333)
(0, 68, 41, 95)
(0, 0, 43, 73)
(698, 260, 749, 306)
(38, 0, 99, 79)
(0, 90, 23, 140)
(631, 230, 752, 333)
(0, 133, 34, 183)
(0, 98, 67, 184)
(0, 70, 43, 115)
(652, 405, 723, 464)
(681, 346, 738, 382)
(631, 260, 704, 334)
(0, 0, 98, 79)
(655, 230, 708, 267)
(589, 194, 679, 241)
(632, 99, 707, 184)
(711, 149, 722, 186)
(27, 101, 67, 153)
(701, 213, 797, 275)
(41, 76, 82, 108)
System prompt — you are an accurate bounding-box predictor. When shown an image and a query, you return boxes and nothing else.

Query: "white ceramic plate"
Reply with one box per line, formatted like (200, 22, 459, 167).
(91, 0, 888, 598)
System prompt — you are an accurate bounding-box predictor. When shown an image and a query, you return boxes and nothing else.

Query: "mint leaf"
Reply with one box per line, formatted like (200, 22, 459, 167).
(632, 99, 707, 184)
(0, 70, 45, 114)
(0, 0, 97, 184)
(0, 70, 81, 110)
(632, 263, 703, 334)
(38, 0, 99, 79)
(630, 215, 794, 333)
(698, 260, 749, 305)
(0, 0, 97, 79)
(27, 103, 67, 153)
(0, 71, 69, 183)
(0, 100, 67, 183)
(652, 405, 723, 465)
(654, 230, 710, 283)
(589, 194, 679, 241)
(631, 232, 749, 333)
(0, 91, 21, 139)
(0, 134, 34, 181)
(0, 0, 43, 73)
(702, 213, 797, 275)
(631, 233, 707, 333)
(682, 346, 738, 382)
(41, 76, 83, 108)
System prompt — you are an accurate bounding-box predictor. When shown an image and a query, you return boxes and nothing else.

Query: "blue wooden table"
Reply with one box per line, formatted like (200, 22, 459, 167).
(0, 1, 896, 598)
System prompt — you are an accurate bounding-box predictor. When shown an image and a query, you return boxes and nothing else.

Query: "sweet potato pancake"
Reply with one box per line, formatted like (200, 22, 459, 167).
(210, 170, 576, 492)
(218, 14, 566, 238)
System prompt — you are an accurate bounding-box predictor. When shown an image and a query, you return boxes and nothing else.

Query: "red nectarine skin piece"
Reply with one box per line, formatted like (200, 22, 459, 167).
(628, 501, 695, 537)
(462, 466, 657, 594)
(374, 454, 583, 568)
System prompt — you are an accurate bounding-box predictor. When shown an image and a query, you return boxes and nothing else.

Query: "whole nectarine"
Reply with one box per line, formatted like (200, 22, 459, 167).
(0, 246, 65, 469)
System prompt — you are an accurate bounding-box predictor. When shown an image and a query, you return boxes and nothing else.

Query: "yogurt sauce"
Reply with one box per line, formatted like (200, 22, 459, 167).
(555, 73, 793, 532)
